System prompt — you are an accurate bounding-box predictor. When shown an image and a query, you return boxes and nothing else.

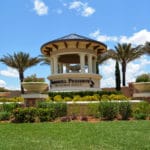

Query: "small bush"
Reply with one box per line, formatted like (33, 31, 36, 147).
(13, 107, 37, 123)
(0, 112, 11, 121)
(132, 102, 150, 120)
(53, 95, 63, 102)
(119, 102, 132, 120)
(53, 102, 67, 117)
(99, 102, 119, 120)
(64, 97, 72, 101)
(134, 113, 147, 120)
(109, 94, 129, 101)
(38, 108, 54, 122)
(136, 73, 150, 82)
(37, 102, 67, 118)
(73, 95, 81, 101)
(0, 97, 24, 102)
(87, 103, 100, 118)
(101, 95, 110, 101)
(1, 103, 20, 112)
(132, 102, 150, 115)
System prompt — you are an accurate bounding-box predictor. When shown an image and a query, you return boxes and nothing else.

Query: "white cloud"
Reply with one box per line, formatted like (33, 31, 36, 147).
(90, 30, 118, 42)
(68, 1, 95, 17)
(90, 29, 150, 45)
(33, 0, 48, 16)
(120, 29, 150, 45)
(0, 80, 6, 87)
(100, 59, 116, 87)
(0, 67, 19, 78)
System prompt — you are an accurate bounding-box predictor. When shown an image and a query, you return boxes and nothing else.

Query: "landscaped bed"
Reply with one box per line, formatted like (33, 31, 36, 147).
(0, 121, 150, 150)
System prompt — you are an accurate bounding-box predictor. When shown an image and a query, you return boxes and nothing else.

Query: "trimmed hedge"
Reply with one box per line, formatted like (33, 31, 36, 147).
(48, 91, 122, 99)
(13, 102, 67, 123)
(132, 102, 150, 120)
(68, 102, 133, 120)
(0, 97, 24, 102)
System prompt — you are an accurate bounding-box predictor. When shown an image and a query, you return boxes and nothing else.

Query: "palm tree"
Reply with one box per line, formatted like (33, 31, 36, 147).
(0, 52, 41, 94)
(108, 43, 144, 86)
(142, 42, 150, 54)
(96, 51, 113, 74)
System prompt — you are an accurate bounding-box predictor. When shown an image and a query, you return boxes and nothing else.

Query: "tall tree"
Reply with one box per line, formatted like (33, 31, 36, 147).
(109, 43, 144, 86)
(115, 60, 121, 91)
(142, 42, 150, 55)
(0, 52, 41, 94)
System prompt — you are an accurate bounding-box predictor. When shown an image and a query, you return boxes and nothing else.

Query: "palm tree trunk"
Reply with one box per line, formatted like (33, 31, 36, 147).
(19, 72, 24, 94)
(122, 63, 126, 86)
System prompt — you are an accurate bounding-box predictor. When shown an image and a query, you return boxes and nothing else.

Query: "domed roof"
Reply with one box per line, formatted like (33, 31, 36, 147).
(41, 33, 107, 56)
(53, 33, 96, 41)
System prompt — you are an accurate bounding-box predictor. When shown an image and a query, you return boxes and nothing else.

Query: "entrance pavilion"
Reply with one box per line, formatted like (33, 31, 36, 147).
(41, 34, 107, 92)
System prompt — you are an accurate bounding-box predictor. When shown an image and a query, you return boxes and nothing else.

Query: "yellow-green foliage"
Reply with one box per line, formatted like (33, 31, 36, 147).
(52, 94, 128, 102)
(0, 97, 24, 102)
(101, 94, 129, 101)
(93, 94, 100, 101)
(64, 97, 72, 101)
(45, 96, 52, 102)
(73, 95, 81, 101)
(101, 95, 110, 101)
(81, 95, 100, 101)
(53, 95, 63, 102)
(109, 94, 129, 101)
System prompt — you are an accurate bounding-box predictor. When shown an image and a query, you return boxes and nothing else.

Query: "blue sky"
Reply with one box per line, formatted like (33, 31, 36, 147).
(0, 0, 150, 90)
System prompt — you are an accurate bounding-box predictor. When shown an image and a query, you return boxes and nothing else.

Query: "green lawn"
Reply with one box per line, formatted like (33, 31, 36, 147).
(0, 121, 150, 150)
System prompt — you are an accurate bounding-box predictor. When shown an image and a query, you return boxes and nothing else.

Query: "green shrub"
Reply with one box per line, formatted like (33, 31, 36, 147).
(119, 102, 132, 120)
(0, 97, 24, 102)
(67, 104, 81, 116)
(109, 94, 129, 101)
(73, 95, 81, 101)
(132, 102, 150, 115)
(87, 103, 100, 117)
(38, 108, 54, 122)
(101, 95, 110, 101)
(53, 95, 63, 102)
(37, 102, 67, 118)
(13, 102, 67, 123)
(53, 102, 67, 117)
(132, 102, 150, 120)
(0, 112, 11, 121)
(99, 102, 119, 120)
(45, 96, 52, 102)
(1, 103, 20, 112)
(136, 73, 150, 82)
(64, 97, 72, 101)
(134, 113, 147, 120)
(48, 91, 122, 99)
(13, 107, 37, 123)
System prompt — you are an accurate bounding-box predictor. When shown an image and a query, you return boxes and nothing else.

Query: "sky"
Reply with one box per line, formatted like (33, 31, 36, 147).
(0, 0, 150, 90)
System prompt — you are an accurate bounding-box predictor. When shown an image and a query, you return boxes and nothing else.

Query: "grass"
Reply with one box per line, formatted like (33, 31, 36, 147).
(0, 121, 150, 150)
